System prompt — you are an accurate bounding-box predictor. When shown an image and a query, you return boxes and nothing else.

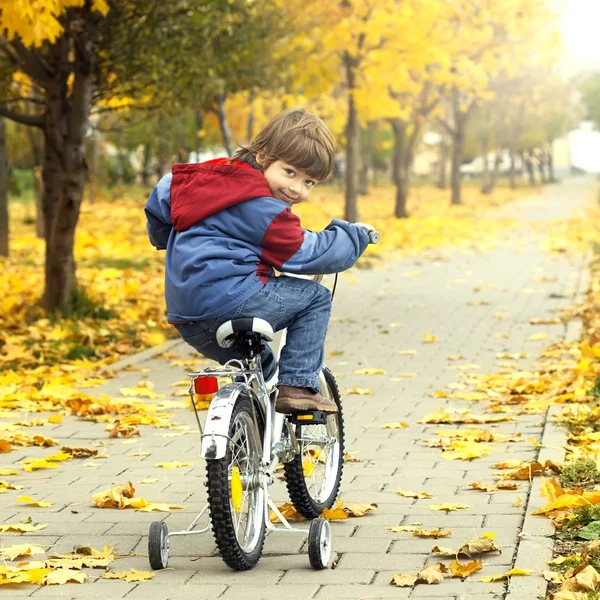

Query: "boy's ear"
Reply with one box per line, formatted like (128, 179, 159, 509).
(255, 151, 266, 166)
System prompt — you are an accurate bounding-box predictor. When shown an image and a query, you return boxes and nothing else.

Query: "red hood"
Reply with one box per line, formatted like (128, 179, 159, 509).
(170, 158, 272, 231)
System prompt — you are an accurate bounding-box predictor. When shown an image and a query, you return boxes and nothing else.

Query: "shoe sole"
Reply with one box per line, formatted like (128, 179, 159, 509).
(275, 398, 338, 414)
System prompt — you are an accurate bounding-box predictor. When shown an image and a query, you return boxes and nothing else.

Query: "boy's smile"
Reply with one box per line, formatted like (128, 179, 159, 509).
(259, 159, 318, 206)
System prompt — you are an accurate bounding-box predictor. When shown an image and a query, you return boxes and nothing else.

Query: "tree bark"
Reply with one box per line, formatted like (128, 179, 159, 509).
(246, 89, 255, 142)
(508, 146, 516, 190)
(40, 20, 95, 314)
(390, 118, 408, 218)
(480, 133, 490, 194)
(437, 130, 447, 189)
(140, 143, 152, 186)
(215, 92, 234, 157)
(450, 121, 465, 205)
(547, 141, 555, 183)
(343, 52, 359, 222)
(0, 117, 8, 257)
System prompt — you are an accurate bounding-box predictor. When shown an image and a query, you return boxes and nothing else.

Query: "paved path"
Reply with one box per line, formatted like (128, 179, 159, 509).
(1, 177, 597, 600)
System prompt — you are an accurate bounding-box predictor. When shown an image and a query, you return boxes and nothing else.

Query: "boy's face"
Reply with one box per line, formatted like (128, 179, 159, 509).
(260, 160, 318, 206)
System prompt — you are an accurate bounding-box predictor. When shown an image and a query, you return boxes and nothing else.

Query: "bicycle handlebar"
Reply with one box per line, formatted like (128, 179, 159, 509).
(368, 230, 380, 244)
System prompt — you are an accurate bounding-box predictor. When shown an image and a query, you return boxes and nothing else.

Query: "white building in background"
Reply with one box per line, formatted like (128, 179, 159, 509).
(566, 121, 600, 174)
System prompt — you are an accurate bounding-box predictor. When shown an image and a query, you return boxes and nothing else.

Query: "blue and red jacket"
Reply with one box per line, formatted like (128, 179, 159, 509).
(145, 158, 370, 323)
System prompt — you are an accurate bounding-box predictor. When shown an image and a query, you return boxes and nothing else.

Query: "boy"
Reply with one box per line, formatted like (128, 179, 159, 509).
(145, 108, 374, 414)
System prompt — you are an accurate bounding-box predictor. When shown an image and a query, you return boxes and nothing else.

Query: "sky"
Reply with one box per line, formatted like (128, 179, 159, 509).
(560, 0, 600, 72)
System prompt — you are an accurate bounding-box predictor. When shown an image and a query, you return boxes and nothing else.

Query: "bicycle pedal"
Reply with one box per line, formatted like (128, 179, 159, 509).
(287, 411, 327, 425)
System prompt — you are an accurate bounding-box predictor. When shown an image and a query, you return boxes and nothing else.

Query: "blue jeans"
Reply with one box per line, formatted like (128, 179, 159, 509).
(174, 276, 332, 390)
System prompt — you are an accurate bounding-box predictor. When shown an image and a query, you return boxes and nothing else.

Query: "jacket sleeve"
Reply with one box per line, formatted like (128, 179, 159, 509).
(260, 207, 371, 274)
(144, 174, 173, 250)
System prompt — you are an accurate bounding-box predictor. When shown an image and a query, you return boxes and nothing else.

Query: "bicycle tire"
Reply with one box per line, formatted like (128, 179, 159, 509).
(206, 394, 266, 570)
(284, 366, 344, 519)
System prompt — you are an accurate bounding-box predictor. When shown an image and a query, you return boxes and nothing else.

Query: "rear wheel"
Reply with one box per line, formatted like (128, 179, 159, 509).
(206, 395, 265, 570)
(284, 367, 344, 518)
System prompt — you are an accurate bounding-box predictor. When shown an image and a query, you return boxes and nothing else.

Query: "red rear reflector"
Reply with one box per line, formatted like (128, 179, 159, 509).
(194, 376, 218, 394)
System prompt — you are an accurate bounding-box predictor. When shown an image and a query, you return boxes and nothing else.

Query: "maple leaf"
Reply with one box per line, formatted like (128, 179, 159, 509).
(469, 481, 518, 492)
(270, 502, 304, 523)
(380, 422, 409, 429)
(321, 499, 377, 519)
(348, 388, 372, 395)
(480, 567, 532, 582)
(440, 440, 490, 461)
(389, 573, 418, 587)
(417, 563, 447, 584)
(0, 544, 46, 560)
(354, 368, 386, 375)
(396, 489, 432, 499)
(449, 559, 483, 578)
(107, 422, 141, 438)
(429, 503, 470, 512)
(0, 522, 47, 533)
(0, 480, 23, 492)
(22, 459, 58, 472)
(44, 568, 88, 585)
(61, 445, 98, 458)
(102, 568, 155, 582)
(155, 461, 193, 469)
(18, 495, 53, 508)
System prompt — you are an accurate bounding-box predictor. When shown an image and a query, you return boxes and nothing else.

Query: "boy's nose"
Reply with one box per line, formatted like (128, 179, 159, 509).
(288, 182, 300, 196)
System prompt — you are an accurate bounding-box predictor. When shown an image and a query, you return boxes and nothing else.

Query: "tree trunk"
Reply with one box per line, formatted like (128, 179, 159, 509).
(358, 155, 368, 195)
(483, 151, 501, 195)
(449, 87, 466, 206)
(343, 52, 359, 222)
(450, 122, 464, 205)
(390, 118, 408, 218)
(524, 151, 535, 185)
(537, 153, 546, 183)
(0, 117, 8, 257)
(246, 90, 255, 142)
(480, 133, 490, 194)
(547, 141, 555, 182)
(194, 108, 203, 161)
(215, 93, 234, 157)
(437, 130, 447, 189)
(140, 143, 152, 186)
(508, 146, 516, 190)
(41, 28, 94, 314)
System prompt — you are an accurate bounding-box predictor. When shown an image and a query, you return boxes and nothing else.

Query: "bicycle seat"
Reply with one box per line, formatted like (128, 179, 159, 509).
(216, 317, 274, 349)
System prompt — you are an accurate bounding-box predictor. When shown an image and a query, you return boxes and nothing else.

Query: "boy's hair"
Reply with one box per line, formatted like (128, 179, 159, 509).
(232, 108, 335, 181)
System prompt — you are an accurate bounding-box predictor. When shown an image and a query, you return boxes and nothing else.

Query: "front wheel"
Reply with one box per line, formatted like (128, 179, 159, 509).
(284, 366, 344, 518)
(206, 395, 265, 570)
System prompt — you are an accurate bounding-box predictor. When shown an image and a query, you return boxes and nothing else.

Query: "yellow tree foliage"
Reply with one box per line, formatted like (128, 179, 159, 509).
(0, 0, 109, 47)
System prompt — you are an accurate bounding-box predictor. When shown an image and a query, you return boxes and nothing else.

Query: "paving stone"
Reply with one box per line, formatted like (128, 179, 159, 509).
(2, 178, 592, 599)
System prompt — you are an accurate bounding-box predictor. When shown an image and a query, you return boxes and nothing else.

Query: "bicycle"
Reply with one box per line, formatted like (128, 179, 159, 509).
(148, 230, 379, 572)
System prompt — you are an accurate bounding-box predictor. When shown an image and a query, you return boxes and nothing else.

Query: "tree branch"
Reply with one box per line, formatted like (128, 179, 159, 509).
(0, 105, 44, 128)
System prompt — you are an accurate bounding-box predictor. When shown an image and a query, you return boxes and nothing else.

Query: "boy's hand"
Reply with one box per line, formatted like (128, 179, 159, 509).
(354, 221, 376, 232)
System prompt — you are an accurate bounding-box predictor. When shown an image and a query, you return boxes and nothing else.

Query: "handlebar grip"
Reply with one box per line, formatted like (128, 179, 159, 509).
(368, 230, 380, 244)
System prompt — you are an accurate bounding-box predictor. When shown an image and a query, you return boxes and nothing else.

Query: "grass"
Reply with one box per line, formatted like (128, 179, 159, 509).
(559, 459, 600, 489)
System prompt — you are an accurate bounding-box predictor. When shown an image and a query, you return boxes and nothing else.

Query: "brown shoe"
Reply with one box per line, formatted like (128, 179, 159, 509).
(275, 385, 338, 414)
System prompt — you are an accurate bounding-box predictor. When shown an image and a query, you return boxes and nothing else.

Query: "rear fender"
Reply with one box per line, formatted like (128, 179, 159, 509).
(200, 383, 256, 460)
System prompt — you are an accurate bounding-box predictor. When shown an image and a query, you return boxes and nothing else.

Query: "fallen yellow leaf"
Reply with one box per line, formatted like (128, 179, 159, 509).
(102, 568, 155, 582)
(480, 568, 532, 582)
(17, 495, 53, 508)
(429, 503, 470, 512)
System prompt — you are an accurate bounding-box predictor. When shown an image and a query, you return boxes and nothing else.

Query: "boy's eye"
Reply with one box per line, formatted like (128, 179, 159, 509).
(285, 168, 295, 176)
(306, 180, 316, 187)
